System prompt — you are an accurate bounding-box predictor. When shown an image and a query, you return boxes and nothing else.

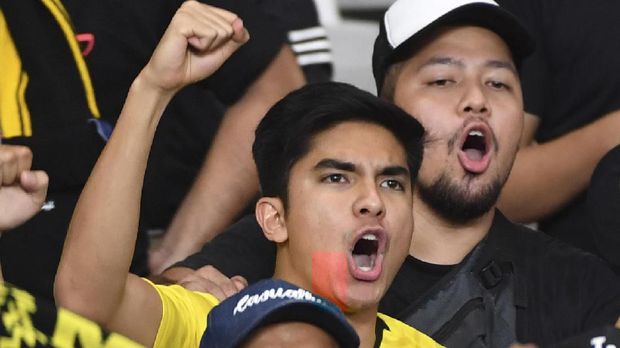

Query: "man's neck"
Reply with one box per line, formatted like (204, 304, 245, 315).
(346, 306, 380, 348)
(410, 198, 495, 265)
(273, 263, 381, 348)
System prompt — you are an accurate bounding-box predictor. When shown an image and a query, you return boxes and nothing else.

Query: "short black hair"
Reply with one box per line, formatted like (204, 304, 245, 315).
(253, 82, 425, 206)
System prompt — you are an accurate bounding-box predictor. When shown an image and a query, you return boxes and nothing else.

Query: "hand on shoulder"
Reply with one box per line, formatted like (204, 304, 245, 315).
(177, 265, 248, 301)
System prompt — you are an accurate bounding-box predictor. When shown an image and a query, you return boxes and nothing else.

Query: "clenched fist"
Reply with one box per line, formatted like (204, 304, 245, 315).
(0, 145, 48, 232)
(140, 1, 250, 94)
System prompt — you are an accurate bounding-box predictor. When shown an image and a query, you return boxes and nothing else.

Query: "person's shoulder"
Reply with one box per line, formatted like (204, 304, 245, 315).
(511, 223, 609, 267)
(145, 278, 220, 308)
(490, 213, 619, 289)
(492, 213, 602, 264)
(143, 278, 221, 347)
(377, 313, 443, 348)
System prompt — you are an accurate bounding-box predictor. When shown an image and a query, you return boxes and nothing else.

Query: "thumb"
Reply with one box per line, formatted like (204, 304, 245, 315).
(231, 18, 250, 44)
(231, 275, 248, 291)
(20, 170, 49, 201)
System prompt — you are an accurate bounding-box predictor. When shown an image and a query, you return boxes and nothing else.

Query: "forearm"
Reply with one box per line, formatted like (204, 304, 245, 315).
(499, 111, 620, 222)
(55, 3, 250, 343)
(55, 76, 171, 322)
(164, 215, 276, 284)
(160, 107, 260, 254)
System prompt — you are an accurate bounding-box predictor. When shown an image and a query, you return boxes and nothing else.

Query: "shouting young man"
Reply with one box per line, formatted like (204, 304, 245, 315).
(53, 2, 438, 347)
(164, 0, 620, 346)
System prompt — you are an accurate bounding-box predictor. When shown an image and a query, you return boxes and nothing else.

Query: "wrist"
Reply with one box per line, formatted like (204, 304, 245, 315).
(132, 70, 177, 102)
(122, 73, 177, 130)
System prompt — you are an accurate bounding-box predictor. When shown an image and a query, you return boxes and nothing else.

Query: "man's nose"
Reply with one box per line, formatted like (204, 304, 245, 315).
(353, 182, 385, 219)
(459, 82, 490, 116)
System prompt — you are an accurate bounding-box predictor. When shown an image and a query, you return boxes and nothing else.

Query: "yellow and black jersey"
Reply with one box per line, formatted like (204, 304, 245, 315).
(0, 282, 141, 347)
(0, 0, 105, 192)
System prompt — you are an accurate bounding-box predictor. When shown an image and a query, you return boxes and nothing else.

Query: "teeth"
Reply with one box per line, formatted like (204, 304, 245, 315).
(469, 130, 484, 137)
(359, 266, 372, 272)
(362, 234, 377, 241)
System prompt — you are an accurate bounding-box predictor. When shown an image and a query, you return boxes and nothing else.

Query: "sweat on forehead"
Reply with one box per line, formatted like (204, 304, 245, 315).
(251, 82, 424, 201)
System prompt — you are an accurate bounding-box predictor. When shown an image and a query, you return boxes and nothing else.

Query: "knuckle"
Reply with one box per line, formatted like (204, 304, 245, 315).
(2, 150, 16, 164)
(232, 276, 248, 288)
(16, 146, 32, 161)
(201, 265, 219, 276)
(204, 29, 216, 40)
(181, 0, 197, 9)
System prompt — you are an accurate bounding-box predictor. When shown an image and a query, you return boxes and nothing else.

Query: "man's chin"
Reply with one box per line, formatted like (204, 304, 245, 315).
(418, 173, 502, 224)
(338, 280, 385, 314)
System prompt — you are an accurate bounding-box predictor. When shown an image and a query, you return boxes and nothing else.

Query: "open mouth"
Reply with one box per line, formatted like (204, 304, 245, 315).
(462, 129, 488, 161)
(457, 125, 493, 174)
(348, 230, 386, 281)
(352, 234, 379, 272)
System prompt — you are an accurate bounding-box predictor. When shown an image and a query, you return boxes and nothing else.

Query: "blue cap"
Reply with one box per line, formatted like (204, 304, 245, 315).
(199, 279, 359, 348)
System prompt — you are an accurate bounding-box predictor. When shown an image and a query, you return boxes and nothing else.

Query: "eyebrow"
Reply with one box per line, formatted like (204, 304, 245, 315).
(314, 159, 410, 178)
(417, 56, 464, 71)
(418, 56, 517, 75)
(485, 59, 517, 75)
(314, 159, 355, 172)
(380, 165, 410, 178)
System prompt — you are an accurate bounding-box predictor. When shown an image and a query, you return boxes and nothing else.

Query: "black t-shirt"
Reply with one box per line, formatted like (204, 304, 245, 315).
(63, 0, 288, 229)
(1, 0, 105, 193)
(64, 0, 287, 120)
(174, 212, 620, 346)
(378, 256, 453, 317)
(65, 0, 332, 230)
(0, 0, 287, 300)
(496, 0, 620, 259)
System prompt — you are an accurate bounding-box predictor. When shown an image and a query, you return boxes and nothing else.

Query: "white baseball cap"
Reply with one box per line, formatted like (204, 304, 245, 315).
(372, 0, 535, 93)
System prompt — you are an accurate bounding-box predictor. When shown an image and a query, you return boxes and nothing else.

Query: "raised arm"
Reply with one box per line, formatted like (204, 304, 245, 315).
(499, 110, 620, 222)
(149, 45, 304, 274)
(53, 2, 249, 345)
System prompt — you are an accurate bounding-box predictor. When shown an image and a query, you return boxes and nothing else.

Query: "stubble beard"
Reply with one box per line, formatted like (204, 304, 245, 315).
(417, 172, 502, 225)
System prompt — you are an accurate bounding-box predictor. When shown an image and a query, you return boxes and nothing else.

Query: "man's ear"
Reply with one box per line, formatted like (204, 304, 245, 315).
(255, 197, 288, 243)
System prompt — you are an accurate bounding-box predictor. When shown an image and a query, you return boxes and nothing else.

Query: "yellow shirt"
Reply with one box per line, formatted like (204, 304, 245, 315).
(148, 281, 442, 347)
(148, 282, 220, 348)
(378, 313, 444, 347)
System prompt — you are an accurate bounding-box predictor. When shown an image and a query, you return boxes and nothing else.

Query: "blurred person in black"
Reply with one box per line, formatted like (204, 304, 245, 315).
(0, 0, 318, 299)
(494, 0, 620, 273)
(0, 144, 140, 347)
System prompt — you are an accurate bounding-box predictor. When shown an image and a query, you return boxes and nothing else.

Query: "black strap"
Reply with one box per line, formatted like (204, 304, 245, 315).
(478, 260, 514, 289)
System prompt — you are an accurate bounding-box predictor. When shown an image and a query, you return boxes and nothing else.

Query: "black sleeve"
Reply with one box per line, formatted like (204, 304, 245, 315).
(172, 214, 277, 284)
(576, 255, 620, 329)
(197, 0, 287, 105)
(587, 145, 620, 273)
(541, 242, 620, 337)
(259, 0, 333, 83)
